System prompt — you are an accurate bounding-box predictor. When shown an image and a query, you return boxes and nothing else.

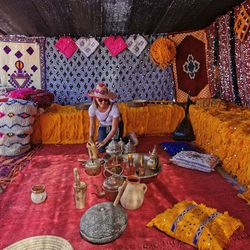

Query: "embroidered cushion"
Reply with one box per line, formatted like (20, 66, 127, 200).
(0, 98, 37, 156)
(160, 141, 195, 156)
(54, 37, 78, 59)
(25, 89, 54, 109)
(103, 35, 127, 57)
(147, 200, 244, 250)
(170, 151, 220, 172)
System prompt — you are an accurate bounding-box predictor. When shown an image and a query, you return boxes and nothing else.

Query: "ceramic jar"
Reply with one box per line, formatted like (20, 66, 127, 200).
(119, 175, 147, 210)
(31, 184, 47, 204)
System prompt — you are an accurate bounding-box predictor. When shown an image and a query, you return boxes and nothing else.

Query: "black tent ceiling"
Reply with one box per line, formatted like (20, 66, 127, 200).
(0, 0, 243, 37)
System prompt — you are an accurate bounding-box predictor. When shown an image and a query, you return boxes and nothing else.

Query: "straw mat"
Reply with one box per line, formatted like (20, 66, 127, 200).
(4, 235, 73, 250)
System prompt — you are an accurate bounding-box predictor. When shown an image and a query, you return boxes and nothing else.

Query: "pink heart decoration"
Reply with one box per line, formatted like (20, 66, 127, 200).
(54, 37, 78, 59)
(103, 35, 127, 57)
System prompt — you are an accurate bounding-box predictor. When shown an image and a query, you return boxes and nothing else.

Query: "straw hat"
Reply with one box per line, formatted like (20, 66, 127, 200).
(4, 235, 73, 250)
(87, 83, 116, 99)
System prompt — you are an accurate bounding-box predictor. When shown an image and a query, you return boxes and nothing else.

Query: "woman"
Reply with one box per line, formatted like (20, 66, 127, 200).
(87, 83, 122, 152)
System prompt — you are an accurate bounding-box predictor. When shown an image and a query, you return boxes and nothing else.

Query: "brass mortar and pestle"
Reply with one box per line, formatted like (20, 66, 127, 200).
(83, 140, 101, 176)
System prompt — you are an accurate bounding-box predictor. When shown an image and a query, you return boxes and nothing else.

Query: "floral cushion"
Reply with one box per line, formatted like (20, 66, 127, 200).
(147, 200, 244, 250)
(160, 141, 195, 156)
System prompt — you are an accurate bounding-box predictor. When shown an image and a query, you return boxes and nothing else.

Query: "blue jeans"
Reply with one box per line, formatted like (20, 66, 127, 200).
(98, 126, 120, 153)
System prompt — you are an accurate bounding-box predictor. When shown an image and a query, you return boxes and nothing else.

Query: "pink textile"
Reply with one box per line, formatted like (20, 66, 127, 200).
(7, 88, 35, 99)
(104, 35, 127, 57)
(0, 136, 250, 250)
(54, 37, 78, 59)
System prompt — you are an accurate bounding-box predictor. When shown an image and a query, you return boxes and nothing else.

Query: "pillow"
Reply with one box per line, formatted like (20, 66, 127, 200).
(160, 141, 195, 156)
(147, 200, 244, 250)
(169, 151, 220, 173)
(0, 98, 37, 156)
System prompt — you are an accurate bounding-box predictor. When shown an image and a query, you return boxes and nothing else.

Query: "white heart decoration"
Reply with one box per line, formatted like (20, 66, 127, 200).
(76, 37, 99, 57)
(126, 35, 147, 57)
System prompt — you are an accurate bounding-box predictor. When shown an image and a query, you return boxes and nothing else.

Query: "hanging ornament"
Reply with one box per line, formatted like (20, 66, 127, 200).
(126, 35, 147, 57)
(150, 37, 176, 68)
(103, 35, 127, 57)
(54, 36, 78, 59)
(75, 37, 99, 57)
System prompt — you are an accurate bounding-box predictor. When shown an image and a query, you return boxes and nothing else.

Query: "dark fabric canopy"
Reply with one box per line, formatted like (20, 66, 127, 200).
(0, 0, 243, 36)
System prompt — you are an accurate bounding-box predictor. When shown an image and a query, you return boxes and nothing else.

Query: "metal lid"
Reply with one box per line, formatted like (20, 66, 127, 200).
(80, 202, 127, 244)
(106, 138, 121, 155)
(103, 176, 124, 192)
(124, 140, 136, 154)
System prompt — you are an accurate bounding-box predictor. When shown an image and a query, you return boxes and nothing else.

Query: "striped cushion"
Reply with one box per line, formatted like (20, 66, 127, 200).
(0, 98, 37, 156)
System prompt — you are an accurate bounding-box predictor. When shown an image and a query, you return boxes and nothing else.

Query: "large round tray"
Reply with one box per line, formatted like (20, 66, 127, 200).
(104, 153, 162, 183)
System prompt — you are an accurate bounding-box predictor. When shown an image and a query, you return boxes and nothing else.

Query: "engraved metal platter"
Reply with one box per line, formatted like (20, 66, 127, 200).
(80, 202, 127, 244)
(104, 153, 162, 183)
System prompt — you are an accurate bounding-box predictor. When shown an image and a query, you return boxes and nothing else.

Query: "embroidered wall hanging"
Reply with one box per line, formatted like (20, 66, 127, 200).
(169, 30, 211, 102)
(45, 35, 174, 105)
(0, 36, 45, 90)
(126, 35, 147, 57)
(234, 4, 250, 42)
(103, 35, 127, 57)
(235, 1, 250, 107)
(170, 32, 210, 101)
(75, 37, 99, 57)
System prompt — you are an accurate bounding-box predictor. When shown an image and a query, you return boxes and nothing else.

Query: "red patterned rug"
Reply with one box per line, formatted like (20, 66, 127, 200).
(0, 136, 249, 250)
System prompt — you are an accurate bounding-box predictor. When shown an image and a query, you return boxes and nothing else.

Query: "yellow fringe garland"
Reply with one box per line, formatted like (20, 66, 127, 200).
(150, 37, 176, 68)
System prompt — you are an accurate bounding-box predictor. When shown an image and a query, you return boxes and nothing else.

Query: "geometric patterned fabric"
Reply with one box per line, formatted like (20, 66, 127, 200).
(0, 98, 37, 156)
(147, 200, 243, 250)
(170, 30, 211, 102)
(0, 36, 45, 90)
(45, 35, 175, 105)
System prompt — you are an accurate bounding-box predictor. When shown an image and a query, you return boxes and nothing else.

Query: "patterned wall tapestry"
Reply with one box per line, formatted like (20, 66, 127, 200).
(45, 35, 175, 105)
(234, 1, 250, 107)
(169, 30, 211, 102)
(0, 36, 45, 90)
(206, 22, 219, 97)
(206, 4, 250, 107)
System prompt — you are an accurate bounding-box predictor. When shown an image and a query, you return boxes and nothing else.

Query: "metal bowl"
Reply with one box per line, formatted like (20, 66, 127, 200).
(104, 153, 162, 183)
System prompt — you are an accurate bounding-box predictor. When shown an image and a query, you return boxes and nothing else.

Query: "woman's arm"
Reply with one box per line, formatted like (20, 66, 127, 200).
(97, 116, 119, 148)
(89, 116, 96, 142)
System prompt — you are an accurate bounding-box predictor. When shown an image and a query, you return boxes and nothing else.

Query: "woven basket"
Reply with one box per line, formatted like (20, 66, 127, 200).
(4, 235, 73, 250)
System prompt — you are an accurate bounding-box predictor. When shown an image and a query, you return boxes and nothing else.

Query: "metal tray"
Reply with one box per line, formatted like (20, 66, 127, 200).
(104, 153, 162, 183)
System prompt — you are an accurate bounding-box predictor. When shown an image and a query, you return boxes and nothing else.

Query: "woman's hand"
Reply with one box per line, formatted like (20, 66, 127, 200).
(96, 141, 105, 149)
